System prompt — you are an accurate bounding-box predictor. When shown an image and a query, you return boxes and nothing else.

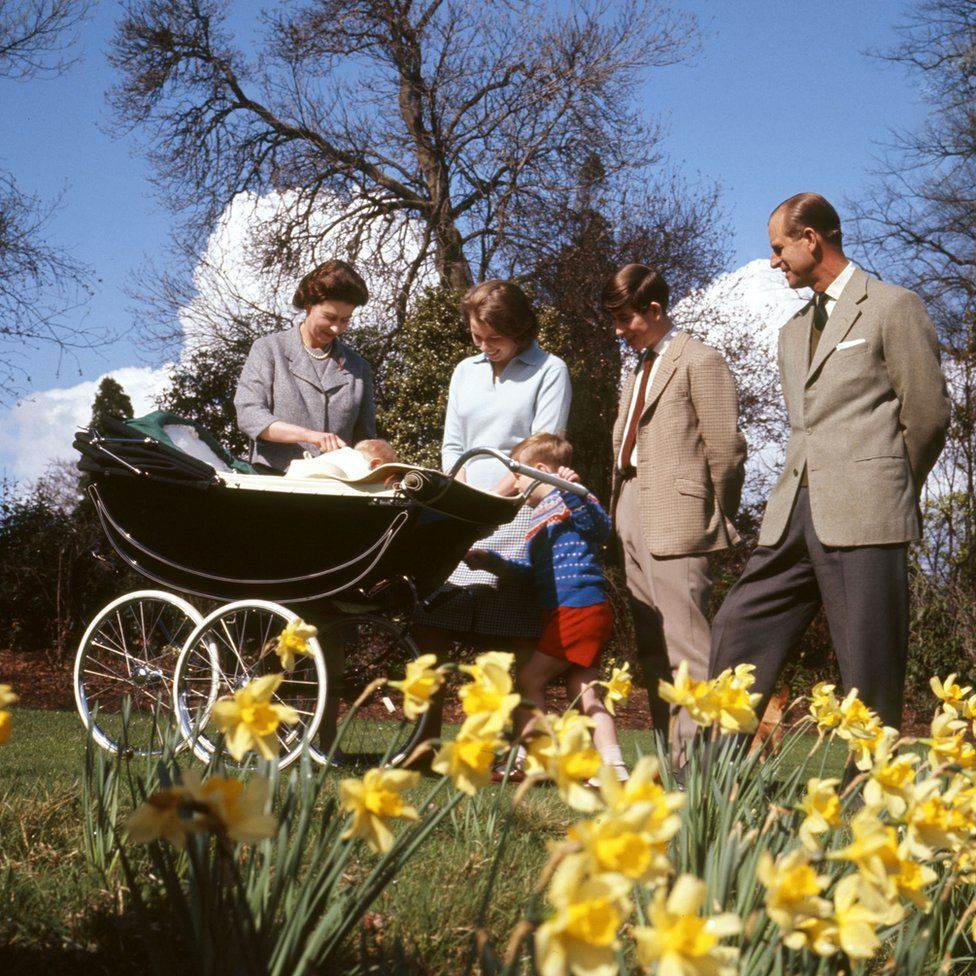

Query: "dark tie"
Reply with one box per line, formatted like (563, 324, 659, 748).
(808, 292, 828, 363)
(620, 351, 656, 470)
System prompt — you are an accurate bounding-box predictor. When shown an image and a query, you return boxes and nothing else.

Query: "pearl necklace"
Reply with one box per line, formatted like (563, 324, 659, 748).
(301, 324, 334, 360)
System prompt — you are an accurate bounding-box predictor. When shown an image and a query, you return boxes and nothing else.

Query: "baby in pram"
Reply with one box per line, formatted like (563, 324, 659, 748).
(285, 438, 401, 482)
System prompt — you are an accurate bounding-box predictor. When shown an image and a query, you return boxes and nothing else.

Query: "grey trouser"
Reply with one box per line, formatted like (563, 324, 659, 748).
(616, 476, 712, 767)
(710, 487, 909, 728)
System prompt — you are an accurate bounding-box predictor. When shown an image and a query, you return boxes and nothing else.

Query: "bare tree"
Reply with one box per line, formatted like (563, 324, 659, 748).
(0, 0, 90, 78)
(850, 0, 976, 584)
(108, 0, 700, 324)
(0, 0, 96, 396)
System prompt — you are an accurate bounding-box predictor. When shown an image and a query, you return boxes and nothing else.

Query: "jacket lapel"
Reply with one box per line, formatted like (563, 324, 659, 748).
(639, 329, 686, 419)
(805, 269, 868, 383)
(286, 325, 325, 393)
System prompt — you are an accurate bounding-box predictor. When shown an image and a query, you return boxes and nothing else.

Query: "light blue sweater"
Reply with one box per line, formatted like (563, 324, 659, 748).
(441, 341, 572, 490)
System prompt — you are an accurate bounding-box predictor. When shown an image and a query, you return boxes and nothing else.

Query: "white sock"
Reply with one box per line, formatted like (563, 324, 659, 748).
(598, 744, 628, 781)
(599, 744, 624, 766)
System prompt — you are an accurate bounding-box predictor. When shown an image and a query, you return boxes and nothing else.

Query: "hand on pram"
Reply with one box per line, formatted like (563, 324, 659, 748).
(463, 548, 491, 571)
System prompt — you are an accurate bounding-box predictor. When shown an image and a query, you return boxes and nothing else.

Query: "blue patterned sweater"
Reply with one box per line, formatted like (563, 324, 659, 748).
(483, 488, 611, 610)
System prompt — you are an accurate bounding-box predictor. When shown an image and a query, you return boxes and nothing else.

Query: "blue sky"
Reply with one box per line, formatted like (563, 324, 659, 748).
(0, 0, 922, 476)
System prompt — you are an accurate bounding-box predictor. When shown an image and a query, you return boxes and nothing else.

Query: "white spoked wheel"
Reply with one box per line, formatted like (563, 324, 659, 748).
(309, 615, 430, 769)
(173, 600, 327, 770)
(74, 590, 205, 755)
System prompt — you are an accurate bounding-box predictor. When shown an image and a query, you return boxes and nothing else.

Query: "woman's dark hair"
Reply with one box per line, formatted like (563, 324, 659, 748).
(771, 193, 843, 246)
(461, 280, 539, 344)
(292, 259, 369, 310)
(601, 264, 670, 315)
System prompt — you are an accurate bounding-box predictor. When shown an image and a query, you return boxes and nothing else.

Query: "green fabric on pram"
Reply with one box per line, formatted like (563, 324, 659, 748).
(125, 411, 256, 474)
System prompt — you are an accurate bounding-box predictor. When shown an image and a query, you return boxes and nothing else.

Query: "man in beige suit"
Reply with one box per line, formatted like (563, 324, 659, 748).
(603, 264, 747, 767)
(710, 193, 950, 728)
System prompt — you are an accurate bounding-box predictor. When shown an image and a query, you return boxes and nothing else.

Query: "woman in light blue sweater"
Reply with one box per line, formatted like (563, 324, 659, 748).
(414, 279, 572, 643)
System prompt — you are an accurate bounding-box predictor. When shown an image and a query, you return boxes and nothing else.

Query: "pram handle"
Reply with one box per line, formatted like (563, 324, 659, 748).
(447, 447, 589, 498)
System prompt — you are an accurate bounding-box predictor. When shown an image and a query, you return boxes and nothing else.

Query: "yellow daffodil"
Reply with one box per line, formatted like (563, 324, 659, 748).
(339, 767, 420, 853)
(127, 771, 277, 847)
(599, 663, 632, 716)
(809, 682, 842, 732)
(833, 692, 895, 770)
(659, 664, 759, 734)
(568, 806, 675, 886)
(595, 756, 686, 838)
(194, 774, 277, 844)
(535, 853, 632, 976)
(431, 712, 504, 795)
(954, 845, 976, 883)
(633, 874, 740, 976)
(709, 664, 761, 734)
(756, 849, 831, 949)
(126, 782, 198, 847)
(797, 777, 843, 851)
(274, 618, 318, 671)
(905, 778, 975, 857)
(387, 653, 444, 719)
(817, 874, 888, 960)
(962, 693, 976, 737)
(0, 684, 17, 744)
(865, 743, 919, 818)
(926, 710, 976, 770)
(658, 660, 715, 728)
(210, 673, 300, 761)
(930, 673, 973, 716)
(828, 809, 917, 917)
(458, 651, 521, 728)
(526, 710, 602, 812)
(829, 807, 900, 875)
(890, 853, 938, 911)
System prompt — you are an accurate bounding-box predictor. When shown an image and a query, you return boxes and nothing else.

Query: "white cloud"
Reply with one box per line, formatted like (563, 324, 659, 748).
(180, 189, 437, 352)
(0, 365, 172, 483)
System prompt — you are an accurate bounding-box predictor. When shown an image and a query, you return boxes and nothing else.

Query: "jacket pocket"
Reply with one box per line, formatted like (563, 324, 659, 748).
(675, 478, 709, 499)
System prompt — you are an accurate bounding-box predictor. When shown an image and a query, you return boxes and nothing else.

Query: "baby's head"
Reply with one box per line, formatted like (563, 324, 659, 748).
(354, 439, 399, 469)
(510, 432, 573, 505)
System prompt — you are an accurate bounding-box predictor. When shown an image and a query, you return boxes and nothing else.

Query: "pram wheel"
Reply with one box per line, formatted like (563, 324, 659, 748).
(172, 600, 327, 769)
(74, 590, 204, 755)
(310, 615, 428, 769)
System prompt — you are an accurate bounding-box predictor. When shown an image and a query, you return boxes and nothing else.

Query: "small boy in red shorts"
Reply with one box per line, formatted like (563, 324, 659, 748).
(464, 432, 626, 781)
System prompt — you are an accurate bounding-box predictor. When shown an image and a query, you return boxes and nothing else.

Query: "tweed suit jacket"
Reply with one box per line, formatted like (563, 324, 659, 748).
(611, 330, 747, 557)
(234, 324, 377, 471)
(759, 267, 950, 548)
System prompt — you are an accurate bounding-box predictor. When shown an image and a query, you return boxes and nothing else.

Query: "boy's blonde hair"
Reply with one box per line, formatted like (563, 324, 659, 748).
(510, 432, 573, 469)
(355, 439, 399, 467)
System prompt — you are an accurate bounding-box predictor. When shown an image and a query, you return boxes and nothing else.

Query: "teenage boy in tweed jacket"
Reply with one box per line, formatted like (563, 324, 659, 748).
(604, 264, 747, 769)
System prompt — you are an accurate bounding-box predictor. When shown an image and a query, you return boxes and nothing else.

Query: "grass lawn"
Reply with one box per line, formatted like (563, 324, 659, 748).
(0, 707, 850, 975)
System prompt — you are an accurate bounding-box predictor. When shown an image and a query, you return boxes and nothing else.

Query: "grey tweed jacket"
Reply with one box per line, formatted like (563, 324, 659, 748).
(611, 330, 747, 557)
(759, 267, 950, 548)
(234, 324, 377, 471)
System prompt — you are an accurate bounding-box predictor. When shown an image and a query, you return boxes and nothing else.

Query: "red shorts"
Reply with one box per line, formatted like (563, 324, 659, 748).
(536, 602, 614, 668)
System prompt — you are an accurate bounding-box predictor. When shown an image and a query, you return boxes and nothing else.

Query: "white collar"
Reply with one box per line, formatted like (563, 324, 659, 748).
(824, 262, 856, 302)
(648, 324, 677, 359)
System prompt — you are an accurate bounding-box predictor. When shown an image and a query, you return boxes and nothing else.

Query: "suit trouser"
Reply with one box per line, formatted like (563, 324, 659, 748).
(615, 476, 712, 766)
(709, 487, 909, 729)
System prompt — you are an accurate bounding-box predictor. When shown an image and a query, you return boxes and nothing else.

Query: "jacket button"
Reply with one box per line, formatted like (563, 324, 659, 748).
(793, 468, 799, 476)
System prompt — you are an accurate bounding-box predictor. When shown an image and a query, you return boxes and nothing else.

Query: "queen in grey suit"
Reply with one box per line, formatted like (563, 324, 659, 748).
(710, 194, 950, 729)
(234, 260, 377, 472)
